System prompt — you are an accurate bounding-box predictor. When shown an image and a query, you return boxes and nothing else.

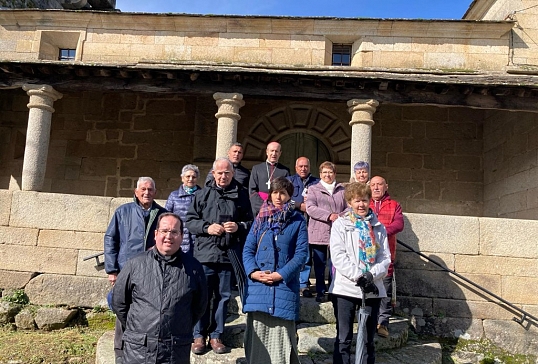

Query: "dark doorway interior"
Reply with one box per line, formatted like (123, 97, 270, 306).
(279, 133, 331, 177)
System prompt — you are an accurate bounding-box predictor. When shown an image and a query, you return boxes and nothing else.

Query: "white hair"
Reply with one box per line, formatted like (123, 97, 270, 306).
(181, 164, 200, 178)
(137, 177, 155, 189)
(212, 157, 233, 171)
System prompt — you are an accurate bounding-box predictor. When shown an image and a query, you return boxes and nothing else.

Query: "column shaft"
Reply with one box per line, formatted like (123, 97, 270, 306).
(347, 99, 379, 177)
(213, 92, 245, 159)
(22, 84, 63, 191)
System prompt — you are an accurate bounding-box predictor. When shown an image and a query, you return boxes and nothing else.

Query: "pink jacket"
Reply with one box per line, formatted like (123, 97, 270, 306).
(306, 182, 347, 245)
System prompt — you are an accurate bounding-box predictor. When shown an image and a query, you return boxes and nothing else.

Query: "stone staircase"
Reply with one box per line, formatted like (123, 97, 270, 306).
(95, 292, 442, 364)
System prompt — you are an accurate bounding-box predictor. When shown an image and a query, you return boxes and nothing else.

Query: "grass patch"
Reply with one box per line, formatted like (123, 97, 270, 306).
(0, 311, 115, 364)
(440, 337, 537, 364)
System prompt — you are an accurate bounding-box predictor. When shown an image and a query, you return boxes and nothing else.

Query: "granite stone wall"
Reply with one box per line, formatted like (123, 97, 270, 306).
(0, 189, 536, 352)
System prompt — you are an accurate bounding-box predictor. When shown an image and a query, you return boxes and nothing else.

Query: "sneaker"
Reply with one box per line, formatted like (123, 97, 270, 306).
(191, 337, 206, 355)
(377, 324, 389, 338)
(300, 288, 313, 298)
(315, 294, 324, 303)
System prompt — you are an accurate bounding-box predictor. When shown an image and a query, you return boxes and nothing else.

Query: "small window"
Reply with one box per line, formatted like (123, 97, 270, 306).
(332, 44, 352, 66)
(59, 48, 76, 61)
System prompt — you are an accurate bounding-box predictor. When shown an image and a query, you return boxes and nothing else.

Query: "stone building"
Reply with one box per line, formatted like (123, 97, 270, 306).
(0, 0, 537, 355)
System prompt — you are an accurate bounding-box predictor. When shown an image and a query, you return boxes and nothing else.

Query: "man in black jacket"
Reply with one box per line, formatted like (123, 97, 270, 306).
(205, 142, 251, 188)
(186, 158, 253, 355)
(112, 213, 207, 364)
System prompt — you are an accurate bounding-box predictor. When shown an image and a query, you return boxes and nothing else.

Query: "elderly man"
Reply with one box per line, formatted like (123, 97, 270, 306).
(186, 158, 253, 355)
(369, 176, 404, 338)
(104, 176, 167, 364)
(206, 142, 251, 188)
(111, 213, 208, 364)
(287, 157, 319, 297)
(248, 141, 290, 215)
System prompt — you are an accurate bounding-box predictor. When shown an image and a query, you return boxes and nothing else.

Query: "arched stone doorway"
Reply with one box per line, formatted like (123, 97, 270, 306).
(242, 104, 351, 174)
(278, 133, 331, 175)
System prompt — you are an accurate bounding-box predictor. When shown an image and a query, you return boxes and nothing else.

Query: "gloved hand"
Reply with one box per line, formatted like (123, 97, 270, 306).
(356, 272, 373, 288)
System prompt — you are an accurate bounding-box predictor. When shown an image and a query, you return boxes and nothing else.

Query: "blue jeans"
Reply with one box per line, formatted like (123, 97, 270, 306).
(332, 295, 381, 364)
(312, 245, 332, 295)
(193, 263, 232, 340)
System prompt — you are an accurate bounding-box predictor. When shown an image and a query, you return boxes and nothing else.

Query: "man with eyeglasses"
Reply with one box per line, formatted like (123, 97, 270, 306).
(104, 176, 167, 364)
(186, 158, 253, 355)
(112, 213, 208, 364)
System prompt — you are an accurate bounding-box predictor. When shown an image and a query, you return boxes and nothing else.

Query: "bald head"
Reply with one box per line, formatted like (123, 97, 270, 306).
(295, 157, 310, 178)
(370, 176, 388, 201)
(266, 142, 282, 164)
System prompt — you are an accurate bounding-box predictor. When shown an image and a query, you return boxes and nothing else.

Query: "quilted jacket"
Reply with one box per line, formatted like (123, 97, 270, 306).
(165, 184, 201, 254)
(111, 248, 208, 364)
(242, 210, 308, 321)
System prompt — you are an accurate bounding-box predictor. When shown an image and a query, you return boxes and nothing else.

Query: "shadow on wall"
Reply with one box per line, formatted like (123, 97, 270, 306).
(395, 216, 472, 355)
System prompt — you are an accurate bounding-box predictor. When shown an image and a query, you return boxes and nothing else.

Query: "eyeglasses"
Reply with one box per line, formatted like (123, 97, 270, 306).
(157, 229, 180, 237)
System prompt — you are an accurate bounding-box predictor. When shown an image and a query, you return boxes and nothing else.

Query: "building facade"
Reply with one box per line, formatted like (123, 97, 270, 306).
(0, 0, 537, 354)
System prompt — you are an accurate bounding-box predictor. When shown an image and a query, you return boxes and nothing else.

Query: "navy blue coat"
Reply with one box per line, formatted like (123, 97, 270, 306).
(104, 198, 167, 274)
(242, 210, 308, 321)
(287, 173, 320, 208)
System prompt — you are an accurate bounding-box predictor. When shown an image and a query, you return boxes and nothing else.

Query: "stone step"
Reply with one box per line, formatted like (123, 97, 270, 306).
(297, 317, 409, 354)
(96, 332, 441, 364)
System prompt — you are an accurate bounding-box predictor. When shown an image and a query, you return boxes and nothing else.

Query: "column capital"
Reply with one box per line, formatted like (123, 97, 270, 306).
(23, 84, 63, 113)
(347, 99, 379, 126)
(213, 92, 245, 120)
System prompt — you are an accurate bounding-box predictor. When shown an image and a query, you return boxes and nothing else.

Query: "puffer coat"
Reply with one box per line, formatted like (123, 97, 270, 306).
(165, 184, 201, 254)
(242, 210, 308, 321)
(111, 248, 208, 364)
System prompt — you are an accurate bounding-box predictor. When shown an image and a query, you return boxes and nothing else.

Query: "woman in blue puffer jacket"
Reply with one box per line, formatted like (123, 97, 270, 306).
(243, 177, 308, 364)
(165, 164, 201, 255)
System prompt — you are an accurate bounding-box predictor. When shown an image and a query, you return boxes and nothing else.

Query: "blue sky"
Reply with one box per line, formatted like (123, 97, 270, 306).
(115, 0, 474, 20)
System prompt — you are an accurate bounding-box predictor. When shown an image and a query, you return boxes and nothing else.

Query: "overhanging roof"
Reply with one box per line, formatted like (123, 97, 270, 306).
(2, 60, 538, 112)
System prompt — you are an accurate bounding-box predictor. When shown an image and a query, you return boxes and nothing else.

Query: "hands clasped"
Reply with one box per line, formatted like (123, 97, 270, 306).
(250, 270, 283, 285)
(208, 222, 238, 235)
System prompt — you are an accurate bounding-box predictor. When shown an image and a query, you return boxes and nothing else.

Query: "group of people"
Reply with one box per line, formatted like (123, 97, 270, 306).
(103, 140, 404, 364)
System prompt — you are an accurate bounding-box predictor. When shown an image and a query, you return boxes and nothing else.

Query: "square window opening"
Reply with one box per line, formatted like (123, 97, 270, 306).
(332, 44, 352, 66)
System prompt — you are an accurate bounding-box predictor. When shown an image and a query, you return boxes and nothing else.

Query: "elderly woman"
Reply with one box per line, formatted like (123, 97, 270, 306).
(329, 182, 391, 364)
(165, 164, 201, 254)
(306, 161, 347, 302)
(351, 161, 370, 183)
(243, 177, 308, 364)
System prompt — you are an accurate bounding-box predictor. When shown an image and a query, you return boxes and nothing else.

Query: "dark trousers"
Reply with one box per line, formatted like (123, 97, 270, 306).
(378, 275, 393, 327)
(113, 317, 123, 359)
(312, 244, 332, 295)
(299, 245, 313, 288)
(332, 294, 381, 364)
(194, 263, 232, 340)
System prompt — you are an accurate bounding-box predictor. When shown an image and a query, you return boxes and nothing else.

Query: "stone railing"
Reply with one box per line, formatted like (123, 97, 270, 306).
(0, 190, 536, 353)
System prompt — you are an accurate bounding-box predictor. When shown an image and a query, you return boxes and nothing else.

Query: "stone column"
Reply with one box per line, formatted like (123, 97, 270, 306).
(347, 99, 379, 176)
(213, 92, 245, 159)
(21, 84, 63, 191)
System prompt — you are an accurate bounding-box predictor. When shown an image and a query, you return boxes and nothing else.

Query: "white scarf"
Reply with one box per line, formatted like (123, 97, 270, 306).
(320, 180, 336, 195)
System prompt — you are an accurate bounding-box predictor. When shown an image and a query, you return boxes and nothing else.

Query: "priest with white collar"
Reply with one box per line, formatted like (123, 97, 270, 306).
(248, 141, 290, 215)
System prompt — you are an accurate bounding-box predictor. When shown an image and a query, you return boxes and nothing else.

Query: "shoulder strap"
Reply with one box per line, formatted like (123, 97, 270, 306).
(256, 229, 269, 253)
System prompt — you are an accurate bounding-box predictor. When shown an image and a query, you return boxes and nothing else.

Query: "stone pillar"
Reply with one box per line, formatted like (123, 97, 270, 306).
(213, 92, 245, 159)
(21, 84, 63, 191)
(347, 99, 379, 176)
